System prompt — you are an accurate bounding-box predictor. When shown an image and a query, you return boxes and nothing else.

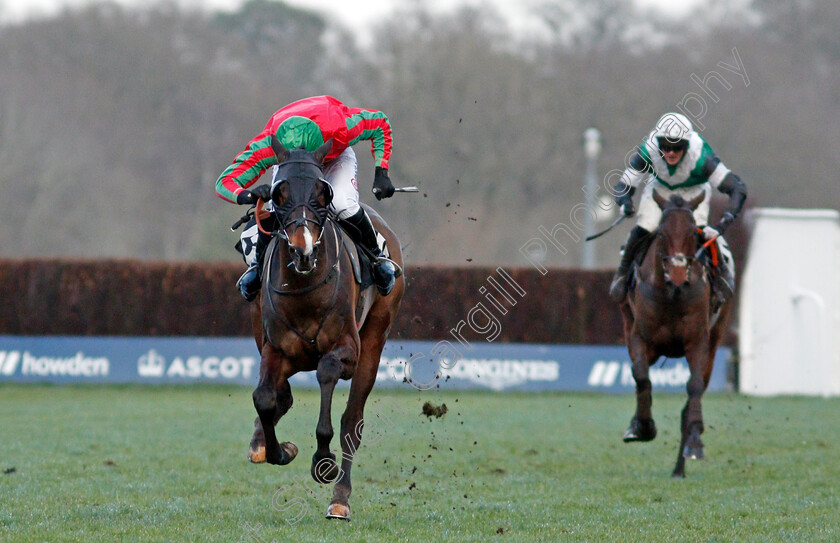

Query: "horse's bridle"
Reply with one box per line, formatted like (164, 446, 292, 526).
(657, 208, 698, 283)
(270, 158, 334, 266)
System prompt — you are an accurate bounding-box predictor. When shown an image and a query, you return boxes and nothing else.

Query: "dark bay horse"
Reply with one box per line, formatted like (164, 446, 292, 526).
(618, 191, 732, 478)
(247, 136, 404, 519)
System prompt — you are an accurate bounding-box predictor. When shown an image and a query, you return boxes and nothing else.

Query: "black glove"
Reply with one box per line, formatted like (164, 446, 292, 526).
(714, 212, 736, 235)
(250, 184, 271, 202)
(614, 181, 636, 217)
(235, 184, 271, 205)
(236, 190, 255, 205)
(372, 167, 395, 200)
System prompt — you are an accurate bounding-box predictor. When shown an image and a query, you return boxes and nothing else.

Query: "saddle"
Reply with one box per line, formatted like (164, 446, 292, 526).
(334, 219, 401, 292)
(337, 229, 375, 292)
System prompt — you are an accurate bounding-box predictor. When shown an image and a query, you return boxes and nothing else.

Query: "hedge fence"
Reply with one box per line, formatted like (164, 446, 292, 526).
(0, 260, 632, 344)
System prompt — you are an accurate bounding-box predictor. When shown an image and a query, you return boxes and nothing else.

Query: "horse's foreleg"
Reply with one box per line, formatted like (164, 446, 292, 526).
(624, 336, 658, 442)
(252, 348, 297, 466)
(327, 318, 389, 521)
(249, 379, 294, 463)
(252, 378, 297, 466)
(672, 402, 689, 477)
(311, 343, 355, 485)
(677, 340, 712, 470)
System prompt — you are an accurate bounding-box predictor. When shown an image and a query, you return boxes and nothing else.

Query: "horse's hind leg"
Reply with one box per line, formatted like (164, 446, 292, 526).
(311, 341, 357, 485)
(249, 380, 293, 463)
(623, 337, 658, 442)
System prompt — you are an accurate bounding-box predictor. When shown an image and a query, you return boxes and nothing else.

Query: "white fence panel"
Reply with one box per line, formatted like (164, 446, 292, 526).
(739, 208, 840, 396)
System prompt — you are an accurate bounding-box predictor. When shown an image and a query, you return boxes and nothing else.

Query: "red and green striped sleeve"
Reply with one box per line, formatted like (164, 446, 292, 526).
(345, 109, 392, 169)
(215, 131, 279, 203)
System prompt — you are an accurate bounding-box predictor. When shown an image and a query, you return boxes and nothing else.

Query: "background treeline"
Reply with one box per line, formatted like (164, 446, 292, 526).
(0, 0, 836, 268)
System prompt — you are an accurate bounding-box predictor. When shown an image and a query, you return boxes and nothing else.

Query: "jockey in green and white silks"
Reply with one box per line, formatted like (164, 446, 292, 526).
(608, 112, 748, 303)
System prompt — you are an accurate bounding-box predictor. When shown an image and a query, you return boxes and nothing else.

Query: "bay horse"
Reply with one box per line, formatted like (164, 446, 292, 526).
(618, 190, 732, 478)
(247, 136, 404, 519)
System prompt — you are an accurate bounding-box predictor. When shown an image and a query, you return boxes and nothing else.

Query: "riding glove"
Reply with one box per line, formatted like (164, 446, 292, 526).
(236, 190, 255, 205)
(250, 184, 272, 203)
(614, 182, 636, 217)
(372, 167, 395, 200)
(235, 184, 271, 205)
(715, 212, 736, 234)
(702, 225, 721, 240)
(704, 213, 735, 240)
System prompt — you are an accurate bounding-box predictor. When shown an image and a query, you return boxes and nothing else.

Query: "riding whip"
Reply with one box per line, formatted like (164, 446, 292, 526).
(585, 214, 627, 242)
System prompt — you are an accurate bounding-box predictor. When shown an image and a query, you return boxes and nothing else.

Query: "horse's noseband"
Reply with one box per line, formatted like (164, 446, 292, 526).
(282, 211, 324, 235)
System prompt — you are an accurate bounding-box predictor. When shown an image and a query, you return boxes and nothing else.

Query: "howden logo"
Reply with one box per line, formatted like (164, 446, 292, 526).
(0, 351, 22, 376)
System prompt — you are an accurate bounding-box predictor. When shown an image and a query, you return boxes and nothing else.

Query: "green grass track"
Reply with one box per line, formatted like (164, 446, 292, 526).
(1, 384, 838, 542)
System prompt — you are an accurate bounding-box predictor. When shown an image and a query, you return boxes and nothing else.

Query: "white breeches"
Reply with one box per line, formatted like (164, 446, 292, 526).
(270, 146, 360, 220)
(636, 181, 734, 276)
(241, 147, 362, 266)
(636, 181, 711, 232)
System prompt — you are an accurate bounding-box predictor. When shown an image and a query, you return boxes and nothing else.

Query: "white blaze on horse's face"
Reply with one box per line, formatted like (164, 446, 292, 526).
(302, 209, 314, 256)
(669, 254, 689, 268)
(664, 253, 692, 286)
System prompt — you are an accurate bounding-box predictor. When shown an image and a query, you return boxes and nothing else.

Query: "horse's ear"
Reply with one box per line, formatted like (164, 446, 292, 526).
(312, 138, 333, 164)
(653, 189, 668, 210)
(687, 191, 706, 211)
(271, 135, 290, 163)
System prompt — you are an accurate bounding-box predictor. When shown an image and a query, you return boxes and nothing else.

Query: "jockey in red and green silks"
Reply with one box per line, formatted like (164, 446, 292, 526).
(608, 112, 747, 304)
(216, 95, 398, 300)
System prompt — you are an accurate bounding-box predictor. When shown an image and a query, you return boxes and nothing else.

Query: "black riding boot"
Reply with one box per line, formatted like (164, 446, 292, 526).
(237, 220, 271, 302)
(340, 208, 396, 296)
(609, 226, 650, 302)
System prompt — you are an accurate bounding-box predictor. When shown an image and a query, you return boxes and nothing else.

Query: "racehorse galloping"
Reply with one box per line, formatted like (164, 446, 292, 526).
(618, 191, 732, 478)
(248, 136, 404, 519)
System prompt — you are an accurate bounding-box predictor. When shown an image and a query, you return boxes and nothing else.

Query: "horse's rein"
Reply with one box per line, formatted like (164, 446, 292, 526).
(694, 229, 719, 264)
(255, 199, 272, 236)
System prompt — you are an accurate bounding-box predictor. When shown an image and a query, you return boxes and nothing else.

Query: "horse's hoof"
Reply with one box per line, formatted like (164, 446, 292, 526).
(672, 470, 686, 479)
(325, 502, 350, 521)
(248, 444, 266, 464)
(623, 418, 657, 442)
(279, 442, 298, 465)
(683, 444, 705, 460)
(311, 453, 340, 484)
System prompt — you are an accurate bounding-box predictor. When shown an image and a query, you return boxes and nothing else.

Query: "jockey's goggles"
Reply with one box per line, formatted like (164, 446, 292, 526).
(657, 138, 689, 153)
